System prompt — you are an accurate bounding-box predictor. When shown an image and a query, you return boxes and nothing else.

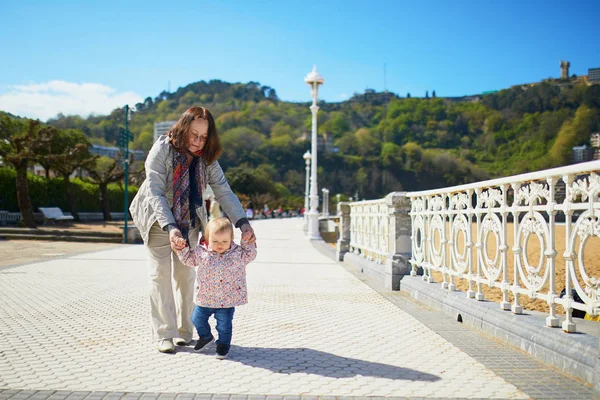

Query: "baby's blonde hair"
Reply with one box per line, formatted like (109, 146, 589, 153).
(204, 217, 234, 242)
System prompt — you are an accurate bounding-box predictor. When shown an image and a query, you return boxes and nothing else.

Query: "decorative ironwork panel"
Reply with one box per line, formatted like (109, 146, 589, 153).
(405, 161, 600, 333)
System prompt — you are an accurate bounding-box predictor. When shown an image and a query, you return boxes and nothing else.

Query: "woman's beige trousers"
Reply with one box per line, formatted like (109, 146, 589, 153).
(146, 222, 199, 342)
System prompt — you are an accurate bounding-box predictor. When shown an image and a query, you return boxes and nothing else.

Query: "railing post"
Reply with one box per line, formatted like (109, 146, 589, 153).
(466, 189, 476, 298)
(561, 174, 577, 333)
(546, 176, 559, 327)
(474, 188, 485, 300)
(510, 182, 523, 314)
(336, 201, 351, 261)
(384, 192, 412, 290)
(500, 184, 510, 310)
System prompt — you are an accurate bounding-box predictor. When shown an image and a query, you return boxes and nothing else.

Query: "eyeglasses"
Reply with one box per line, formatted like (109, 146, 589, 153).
(190, 135, 208, 143)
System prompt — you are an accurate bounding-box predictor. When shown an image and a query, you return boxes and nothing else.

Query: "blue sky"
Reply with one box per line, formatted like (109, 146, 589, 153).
(1, 0, 599, 121)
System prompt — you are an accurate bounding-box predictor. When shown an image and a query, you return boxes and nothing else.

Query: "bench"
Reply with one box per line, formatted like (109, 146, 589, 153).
(39, 207, 74, 224)
(0, 210, 22, 226)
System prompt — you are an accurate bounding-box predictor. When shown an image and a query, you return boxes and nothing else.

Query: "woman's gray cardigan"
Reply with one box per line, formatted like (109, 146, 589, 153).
(129, 135, 246, 244)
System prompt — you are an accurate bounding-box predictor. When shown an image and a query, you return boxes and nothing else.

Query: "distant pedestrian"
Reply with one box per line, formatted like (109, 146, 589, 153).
(246, 201, 255, 220)
(175, 217, 257, 359)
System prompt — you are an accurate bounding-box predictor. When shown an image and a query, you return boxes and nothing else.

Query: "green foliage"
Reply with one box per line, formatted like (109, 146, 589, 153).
(134, 131, 154, 152)
(18, 79, 600, 201)
(547, 105, 597, 166)
(220, 127, 264, 163)
(0, 167, 137, 212)
(225, 165, 275, 196)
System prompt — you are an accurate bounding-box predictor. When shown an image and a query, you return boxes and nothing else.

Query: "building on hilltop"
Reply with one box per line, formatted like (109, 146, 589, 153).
(571, 131, 600, 163)
(90, 145, 145, 162)
(27, 145, 145, 178)
(510, 60, 593, 89)
(154, 121, 176, 142)
(587, 68, 600, 85)
(317, 134, 338, 153)
(443, 95, 482, 103)
(299, 132, 338, 153)
(571, 144, 592, 164)
(560, 60, 570, 79)
(591, 132, 600, 160)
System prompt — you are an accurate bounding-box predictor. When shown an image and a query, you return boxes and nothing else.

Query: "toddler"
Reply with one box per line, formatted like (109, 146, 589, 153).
(176, 217, 257, 359)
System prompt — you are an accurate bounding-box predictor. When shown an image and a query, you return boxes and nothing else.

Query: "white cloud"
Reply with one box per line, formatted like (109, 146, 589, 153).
(0, 80, 143, 121)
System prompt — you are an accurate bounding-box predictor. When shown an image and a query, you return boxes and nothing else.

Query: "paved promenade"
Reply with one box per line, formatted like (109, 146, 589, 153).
(0, 219, 597, 399)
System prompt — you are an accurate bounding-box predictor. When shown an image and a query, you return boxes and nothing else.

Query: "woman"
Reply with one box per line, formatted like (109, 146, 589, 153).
(130, 106, 256, 353)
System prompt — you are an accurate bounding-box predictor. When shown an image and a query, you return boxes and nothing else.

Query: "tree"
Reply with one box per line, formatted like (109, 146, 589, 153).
(432, 90, 437, 98)
(133, 131, 154, 152)
(425, 91, 429, 99)
(548, 105, 596, 166)
(219, 127, 264, 163)
(50, 129, 97, 221)
(85, 155, 128, 220)
(37, 148, 55, 179)
(0, 115, 56, 227)
(322, 112, 351, 138)
(407, 93, 411, 98)
(225, 166, 275, 198)
(355, 128, 381, 156)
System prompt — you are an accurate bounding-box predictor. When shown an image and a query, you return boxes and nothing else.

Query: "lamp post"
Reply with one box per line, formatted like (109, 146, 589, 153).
(118, 105, 133, 243)
(304, 65, 324, 240)
(302, 150, 311, 231)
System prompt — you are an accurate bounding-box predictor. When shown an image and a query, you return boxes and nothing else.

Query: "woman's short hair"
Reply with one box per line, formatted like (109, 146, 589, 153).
(167, 106, 222, 164)
(204, 217, 234, 242)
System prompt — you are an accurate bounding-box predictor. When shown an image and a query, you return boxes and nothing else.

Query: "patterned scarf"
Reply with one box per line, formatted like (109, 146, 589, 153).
(172, 149, 205, 240)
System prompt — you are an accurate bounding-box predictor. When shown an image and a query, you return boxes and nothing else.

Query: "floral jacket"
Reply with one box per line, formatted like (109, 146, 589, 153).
(177, 242, 257, 308)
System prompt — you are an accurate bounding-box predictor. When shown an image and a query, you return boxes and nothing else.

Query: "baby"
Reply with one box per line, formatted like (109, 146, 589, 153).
(175, 217, 257, 359)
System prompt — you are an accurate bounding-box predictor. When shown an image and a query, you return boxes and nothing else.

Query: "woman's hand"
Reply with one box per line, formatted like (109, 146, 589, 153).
(169, 228, 187, 251)
(240, 223, 256, 244)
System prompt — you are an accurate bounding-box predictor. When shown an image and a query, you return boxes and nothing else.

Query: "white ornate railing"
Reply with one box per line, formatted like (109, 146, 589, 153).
(406, 160, 600, 333)
(336, 192, 411, 290)
(349, 199, 390, 263)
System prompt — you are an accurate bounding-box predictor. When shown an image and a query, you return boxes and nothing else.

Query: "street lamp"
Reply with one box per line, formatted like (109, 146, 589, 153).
(304, 65, 324, 240)
(118, 105, 134, 243)
(302, 150, 311, 231)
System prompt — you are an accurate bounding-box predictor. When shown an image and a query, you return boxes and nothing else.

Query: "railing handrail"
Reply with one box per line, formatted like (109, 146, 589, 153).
(347, 198, 390, 206)
(405, 160, 600, 197)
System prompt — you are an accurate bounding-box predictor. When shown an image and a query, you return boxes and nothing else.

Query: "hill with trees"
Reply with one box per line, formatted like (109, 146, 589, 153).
(3, 78, 600, 219)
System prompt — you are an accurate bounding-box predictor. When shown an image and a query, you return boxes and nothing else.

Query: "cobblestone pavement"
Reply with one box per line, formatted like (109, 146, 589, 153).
(0, 240, 120, 268)
(0, 219, 596, 399)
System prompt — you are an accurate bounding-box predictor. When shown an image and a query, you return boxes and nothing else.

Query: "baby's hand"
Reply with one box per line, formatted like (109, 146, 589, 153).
(241, 238, 256, 248)
(174, 237, 188, 248)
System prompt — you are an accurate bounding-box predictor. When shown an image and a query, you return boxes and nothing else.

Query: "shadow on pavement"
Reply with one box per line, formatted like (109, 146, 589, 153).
(224, 346, 441, 381)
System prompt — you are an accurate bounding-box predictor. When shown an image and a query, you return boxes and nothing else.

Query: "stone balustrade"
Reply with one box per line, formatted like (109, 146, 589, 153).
(336, 192, 411, 289)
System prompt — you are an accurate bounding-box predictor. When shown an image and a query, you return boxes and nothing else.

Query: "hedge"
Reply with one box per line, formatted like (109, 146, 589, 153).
(0, 168, 139, 212)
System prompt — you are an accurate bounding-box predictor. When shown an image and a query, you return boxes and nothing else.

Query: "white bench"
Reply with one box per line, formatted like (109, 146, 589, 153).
(0, 210, 22, 226)
(38, 207, 74, 223)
